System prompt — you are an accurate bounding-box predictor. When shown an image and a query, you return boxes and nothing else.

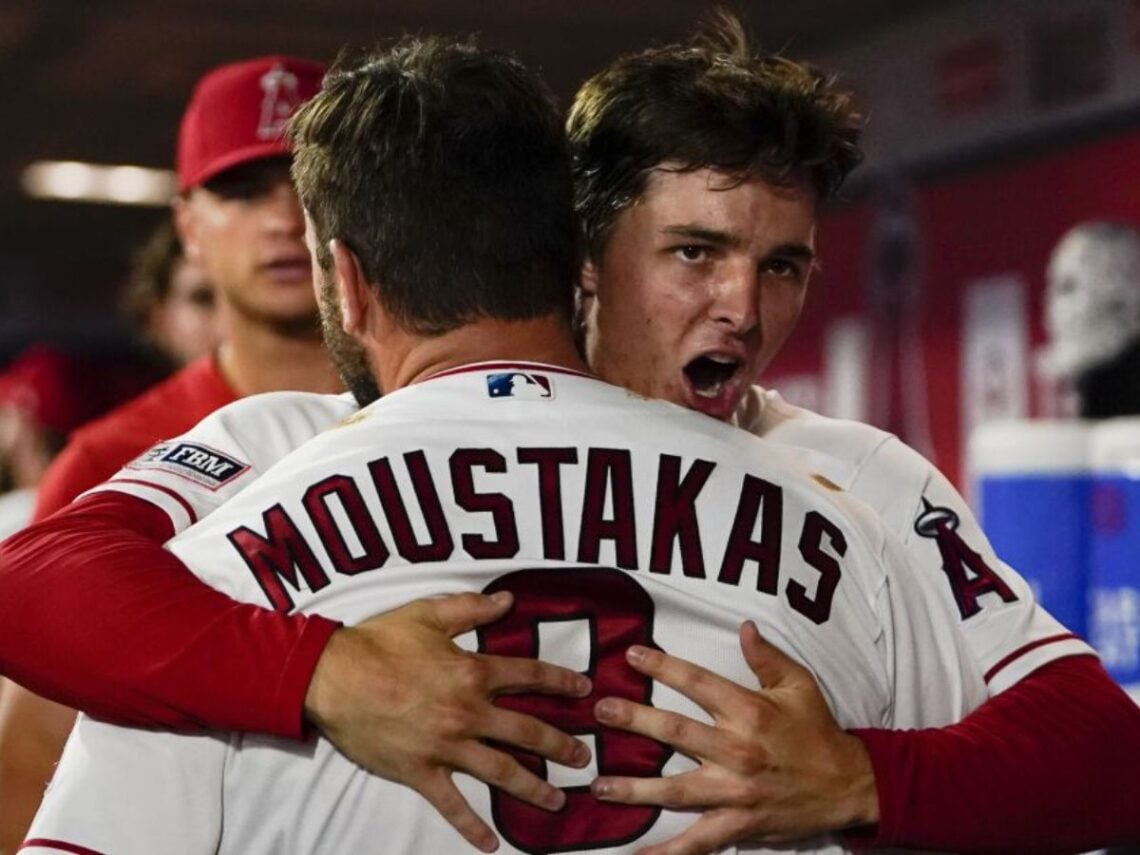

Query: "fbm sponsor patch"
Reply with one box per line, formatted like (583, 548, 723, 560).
(126, 442, 250, 490)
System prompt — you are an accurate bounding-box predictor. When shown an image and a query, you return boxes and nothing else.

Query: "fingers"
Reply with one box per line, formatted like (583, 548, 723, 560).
(451, 740, 566, 814)
(738, 621, 810, 689)
(633, 810, 747, 855)
(592, 768, 735, 810)
(594, 697, 728, 764)
(480, 706, 592, 769)
(481, 654, 591, 698)
(418, 770, 500, 852)
(622, 646, 742, 717)
(422, 590, 515, 636)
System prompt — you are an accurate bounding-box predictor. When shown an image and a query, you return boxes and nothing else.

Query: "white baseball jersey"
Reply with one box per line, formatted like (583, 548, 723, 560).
(734, 387, 1096, 693)
(30, 363, 984, 855)
(80, 380, 1094, 695)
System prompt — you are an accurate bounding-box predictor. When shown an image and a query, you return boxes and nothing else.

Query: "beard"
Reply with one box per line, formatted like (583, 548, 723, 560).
(317, 275, 382, 406)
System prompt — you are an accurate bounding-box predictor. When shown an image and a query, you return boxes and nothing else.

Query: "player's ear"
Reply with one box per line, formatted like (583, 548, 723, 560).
(330, 239, 369, 336)
(172, 196, 201, 262)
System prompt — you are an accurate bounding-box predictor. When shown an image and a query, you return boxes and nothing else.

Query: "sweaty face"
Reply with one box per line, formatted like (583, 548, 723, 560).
(582, 168, 816, 421)
(178, 159, 318, 336)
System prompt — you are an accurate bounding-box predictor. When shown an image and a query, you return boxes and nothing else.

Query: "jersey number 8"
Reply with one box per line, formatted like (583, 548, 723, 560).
(480, 567, 672, 853)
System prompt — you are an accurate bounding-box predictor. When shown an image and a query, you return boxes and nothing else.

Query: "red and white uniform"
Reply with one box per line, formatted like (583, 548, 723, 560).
(32, 354, 237, 519)
(735, 387, 1096, 692)
(82, 380, 1096, 695)
(27, 364, 985, 855)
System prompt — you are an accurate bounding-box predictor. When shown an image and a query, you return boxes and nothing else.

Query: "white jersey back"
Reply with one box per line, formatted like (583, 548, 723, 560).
(34, 363, 985, 855)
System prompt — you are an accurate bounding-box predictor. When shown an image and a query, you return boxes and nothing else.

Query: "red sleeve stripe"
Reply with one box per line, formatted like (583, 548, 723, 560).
(983, 632, 1080, 684)
(20, 839, 106, 855)
(107, 478, 198, 526)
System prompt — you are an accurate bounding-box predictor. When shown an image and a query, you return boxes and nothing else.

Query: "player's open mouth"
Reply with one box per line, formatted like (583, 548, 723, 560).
(683, 354, 742, 399)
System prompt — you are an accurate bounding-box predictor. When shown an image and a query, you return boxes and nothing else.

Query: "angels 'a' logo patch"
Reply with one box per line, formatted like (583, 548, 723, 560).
(915, 498, 1017, 619)
(127, 442, 249, 491)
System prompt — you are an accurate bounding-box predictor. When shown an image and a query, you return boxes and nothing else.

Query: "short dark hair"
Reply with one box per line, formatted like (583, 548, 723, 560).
(289, 37, 578, 335)
(567, 11, 863, 260)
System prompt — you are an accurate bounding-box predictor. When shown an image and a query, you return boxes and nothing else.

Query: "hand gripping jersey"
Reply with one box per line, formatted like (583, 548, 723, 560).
(29, 364, 984, 855)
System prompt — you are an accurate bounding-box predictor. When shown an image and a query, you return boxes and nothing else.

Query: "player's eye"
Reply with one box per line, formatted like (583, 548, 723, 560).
(673, 245, 709, 263)
(762, 257, 805, 281)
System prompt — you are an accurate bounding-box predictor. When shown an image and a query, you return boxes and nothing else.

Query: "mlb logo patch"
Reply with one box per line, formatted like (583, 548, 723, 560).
(126, 442, 250, 491)
(486, 372, 553, 400)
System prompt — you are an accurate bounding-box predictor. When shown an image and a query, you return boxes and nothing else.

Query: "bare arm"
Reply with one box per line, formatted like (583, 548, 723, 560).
(0, 685, 74, 854)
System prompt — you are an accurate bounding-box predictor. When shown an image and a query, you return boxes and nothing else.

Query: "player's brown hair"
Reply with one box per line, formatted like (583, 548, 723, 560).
(289, 37, 578, 335)
(567, 9, 864, 261)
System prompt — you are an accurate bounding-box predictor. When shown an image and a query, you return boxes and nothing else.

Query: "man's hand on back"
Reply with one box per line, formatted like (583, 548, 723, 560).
(303, 590, 592, 853)
(591, 621, 878, 855)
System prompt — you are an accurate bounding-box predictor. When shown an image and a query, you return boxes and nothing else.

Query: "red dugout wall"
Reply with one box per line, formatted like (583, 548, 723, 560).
(764, 129, 1140, 488)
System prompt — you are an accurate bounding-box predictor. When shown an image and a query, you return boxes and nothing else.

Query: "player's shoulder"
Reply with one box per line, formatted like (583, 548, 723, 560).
(188, 390, 359, 456)
(207, 389, 357, 426)
(738, 386, 934, 489)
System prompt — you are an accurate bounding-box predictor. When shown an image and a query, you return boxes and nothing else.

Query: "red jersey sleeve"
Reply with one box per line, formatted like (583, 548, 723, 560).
(31, 435, 113, 520)
(0, 492, 339, 739)
(848, 655, 1140, 850)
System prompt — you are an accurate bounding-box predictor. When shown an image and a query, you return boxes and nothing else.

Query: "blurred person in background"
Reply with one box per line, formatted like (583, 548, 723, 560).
(120, 218, 223, 368)
(0, 346, 162, 540)
(0, 54, 344, 852)
(1045, 220, 1140, 419)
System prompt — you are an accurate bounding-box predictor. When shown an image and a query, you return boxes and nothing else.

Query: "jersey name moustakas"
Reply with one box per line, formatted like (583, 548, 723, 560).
(225, 441, 848, 625)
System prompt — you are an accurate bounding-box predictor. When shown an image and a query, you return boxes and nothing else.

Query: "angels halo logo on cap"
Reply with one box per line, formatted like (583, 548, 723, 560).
(257, 63, 304, 140)
(176, 55, 325, 192)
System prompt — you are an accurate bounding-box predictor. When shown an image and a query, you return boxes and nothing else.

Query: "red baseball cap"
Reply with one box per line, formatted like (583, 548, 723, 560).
(0, 346, 162, 437)
(176, 55, 325, 192)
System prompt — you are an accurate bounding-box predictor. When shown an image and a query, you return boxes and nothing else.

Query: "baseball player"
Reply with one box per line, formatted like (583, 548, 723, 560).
(24, 37, 985, 855)
(3, 13, 1139, 855)
(565, 18, 1138, 851)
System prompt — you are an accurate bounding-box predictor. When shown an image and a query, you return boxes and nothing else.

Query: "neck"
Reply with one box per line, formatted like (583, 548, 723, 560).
(376, 315, 589, 393)
(217, 314, 344, 397)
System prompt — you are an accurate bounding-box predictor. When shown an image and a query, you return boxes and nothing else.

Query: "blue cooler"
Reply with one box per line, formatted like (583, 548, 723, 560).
(1088, 418, 1140, 699)
(967, 420, 1092, 637)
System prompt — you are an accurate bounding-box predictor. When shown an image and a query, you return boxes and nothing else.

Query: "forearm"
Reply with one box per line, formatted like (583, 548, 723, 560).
(0, 493, 338, 738)
(849, 655, 1140, 850)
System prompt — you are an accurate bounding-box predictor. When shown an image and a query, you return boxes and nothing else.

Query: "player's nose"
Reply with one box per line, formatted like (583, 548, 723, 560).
(261, 180, 306, 238)
(709, 266, 760, 335)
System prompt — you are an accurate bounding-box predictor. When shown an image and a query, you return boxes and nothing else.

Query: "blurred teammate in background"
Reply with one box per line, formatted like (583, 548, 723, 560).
(0, 347, 160, 540)
(121, 218, 223, 368)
